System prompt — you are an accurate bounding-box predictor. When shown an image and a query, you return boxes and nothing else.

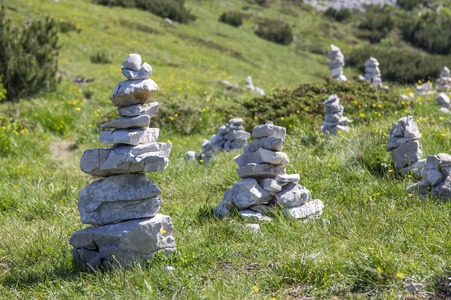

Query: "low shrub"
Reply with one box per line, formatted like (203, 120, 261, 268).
(0, 76, 6, 100)
(56, 20, 81, 33)
(93, 0, 196, 24)
(347, 46, 451, 84)
(399, 11, 451, 55)
(90, 51, 111, 64)
(324, 7, 351, 22)
(0, 6, 59, 100)
(396, 0, 426, 9)
(218, 11, 243, 27)
(227, 77, 405, 131)
(255, 19, 293, 45)
(357, 6, 394, 43)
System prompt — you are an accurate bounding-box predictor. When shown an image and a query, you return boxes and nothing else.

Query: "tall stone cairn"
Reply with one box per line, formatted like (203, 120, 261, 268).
(364, 57, 382, 87)
(329, 44, 347, 81)
(320, 94, 352, 134)
(386, 116, 425, 175)
(70, 54, 176, 269)
(436, 66, 451, 92)
(407, 153, 451, 202)
(215, 122, 324, 220)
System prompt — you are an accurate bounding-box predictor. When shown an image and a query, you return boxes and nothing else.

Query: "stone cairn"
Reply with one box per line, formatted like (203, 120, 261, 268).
(245, 76, 265, 95)
(407, 153, 451, 202)
(328, 44, 347, 81)
(187, 118, 251, 162)
(436, 93, 451, 113)
(386, 116, 425, 176)
(436, 66, 451, 92)
(364, 57, 382, 87)
(320, 94, 352, 134)
(70, 54, 176, 268)
(215, 122, 324, 221)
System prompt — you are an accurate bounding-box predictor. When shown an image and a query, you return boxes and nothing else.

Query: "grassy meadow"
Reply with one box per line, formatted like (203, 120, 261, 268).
(1, 0, 451, 298)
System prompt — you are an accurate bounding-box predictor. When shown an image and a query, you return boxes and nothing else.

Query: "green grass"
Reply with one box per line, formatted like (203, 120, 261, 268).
(1, 0, 451, 298)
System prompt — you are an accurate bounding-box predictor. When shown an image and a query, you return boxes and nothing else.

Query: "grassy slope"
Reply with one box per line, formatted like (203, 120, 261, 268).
(1, 0, 451, 299)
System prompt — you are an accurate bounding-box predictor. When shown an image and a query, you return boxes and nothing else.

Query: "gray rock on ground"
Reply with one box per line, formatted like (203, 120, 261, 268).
(436, 93, 450, 108)
(70, 214, 176, 268)
(283, 199, 324, 219)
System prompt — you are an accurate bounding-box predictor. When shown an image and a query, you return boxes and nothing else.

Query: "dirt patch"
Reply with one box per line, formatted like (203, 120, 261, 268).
(50, 141, 76, 160)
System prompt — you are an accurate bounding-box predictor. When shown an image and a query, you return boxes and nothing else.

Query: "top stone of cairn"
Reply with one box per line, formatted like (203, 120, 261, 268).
(111, 54, 158, 108)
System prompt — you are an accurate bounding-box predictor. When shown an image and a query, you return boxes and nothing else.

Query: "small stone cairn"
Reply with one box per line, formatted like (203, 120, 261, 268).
(386, 116, 425, 175)
(364, 57, 382, 87)
(436, 93, 451, 113)
(329, 44, 347, 81)
(187, 118, 251, 162)
(407, 153, 451, 201)
(245, 76, 265, 95)
(215, 122, 324, 221)
(70, 54, 176, 268)
(436, 66, 451, 92)
(320, 94, 352, 134)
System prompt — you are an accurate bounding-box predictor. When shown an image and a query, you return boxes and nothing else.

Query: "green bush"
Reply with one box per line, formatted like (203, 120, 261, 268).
(93, 0, 196, 23)
(0, 76, 6, 100)
(399, 11, 451, 55)
(357, 6, 394, 43)
(324, 7, 351, 22)
(347, 46, 451, 84)
(218, 11, 243, 27)
(254, 19, 293, 45)
(228, 77, 406, 131)
(90, 51, 111, 64)
(0, 6, 59, 100)
(396, 0, 426, 9)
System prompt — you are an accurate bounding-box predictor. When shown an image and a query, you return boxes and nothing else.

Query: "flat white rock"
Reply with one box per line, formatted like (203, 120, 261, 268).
(239, 210, 273, 222)
(80, 142, 172, 177)
(101, 114, 150, 129)
(243, 136, 284, 153)
(236, 163, 286, 179)
(276, 183, 311, 207)
(118, 102, 159, 117)
(252, 123, 286, 139)
(70, 214, 176, 268)
(121, 62, 152, 80)
(222, 178, 272, 210)
(275, 174, 300, 183)
(282, 199, 324, 219)
(258, 178, 282, 193)
(99, 128, 159, 145)
(234, 148, 289, 168)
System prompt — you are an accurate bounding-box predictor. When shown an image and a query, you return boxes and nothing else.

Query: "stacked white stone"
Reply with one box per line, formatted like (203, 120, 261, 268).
(70, 54, 176, 269)
(386, 116, 425, 175)
(436, 66, 451, 92)
(329, 44, 347, 81)
(196, 118, 251, 162)
(407, 153, 451, 201)
(320, 94, 352, 134)
(364, 57, 382, 87)
(215, 122, 324, 220)
(245, 76, 265, 96)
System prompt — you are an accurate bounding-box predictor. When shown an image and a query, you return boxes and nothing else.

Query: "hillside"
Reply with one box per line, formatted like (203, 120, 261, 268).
(1, 0, 451, 299)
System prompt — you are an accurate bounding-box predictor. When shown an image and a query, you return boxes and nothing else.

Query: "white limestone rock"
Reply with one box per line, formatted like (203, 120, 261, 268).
(229, 118, 244, 126)
(239, 210, 273, 222)
(276, 183, 311, 207)
(275, 174, 300, 184)
(121, 62, 152, 80)
(222, 178, 272, 210)
(123, 53, 142, 71)
(111, 79, 159, 108)
(282, 199, 324, 219)
(70, 214, 176, 268)
(80, 142, 172, 177)
(436, 93, 450, 107)
(252, 122, 286, 139)
(257, 178, 282, 193)
(243, 137, 284, 153)
(186, 151, 197, 160)
(78, 174, 162, 225)
(99, 128, 159, 146)
(391, 140, 422, 169)
(234, 148, 289, 168)
(236, 163, 286, 179)
(415, 82, 432, 95)
(118, 102, 159, 118)
(246, 224, 261, 233)
(101, 115, 150, 129)
(224, 130, 251, 141)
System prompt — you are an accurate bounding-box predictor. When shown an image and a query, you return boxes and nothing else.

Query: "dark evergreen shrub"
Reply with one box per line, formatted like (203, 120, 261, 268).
(397, 0, 425, 9)
(0, 6, 59, 100)
(347, 46, 451, 84)
(399, 11, 451, 55)
(357, 7, 394, 43)
(0, 76, 6, 100)
(255, 19, 293, 45)
(93, 0, 196, 24)
(324, 7, 351, 22)
(90, 51, 111, 64)
(219, 11, 243, 27)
